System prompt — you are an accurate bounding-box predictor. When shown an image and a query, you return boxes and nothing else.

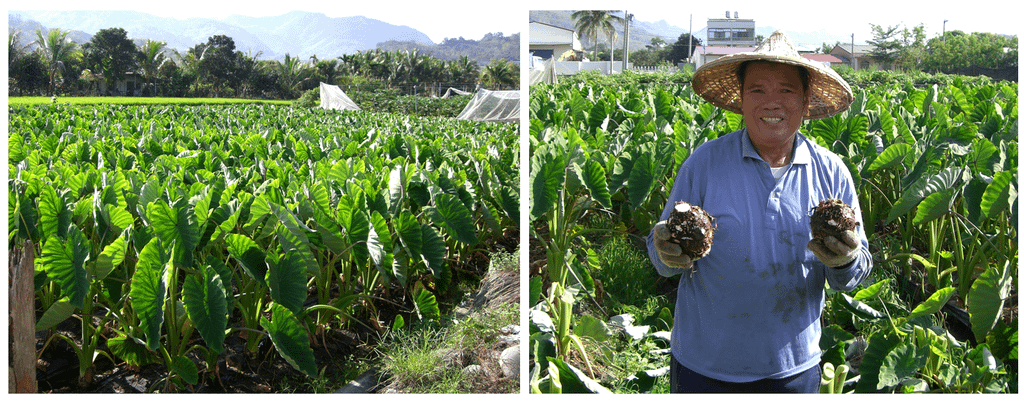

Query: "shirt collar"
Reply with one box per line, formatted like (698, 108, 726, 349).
(740, 128, 812, 165)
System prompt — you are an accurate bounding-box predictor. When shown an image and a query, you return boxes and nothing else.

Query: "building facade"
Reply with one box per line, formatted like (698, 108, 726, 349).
(529, 21, 583, 60)
(707, 12, 755, 47)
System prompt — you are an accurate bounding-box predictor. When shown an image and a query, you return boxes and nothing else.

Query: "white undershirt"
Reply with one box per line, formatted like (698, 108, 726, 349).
(770, 161, 793, 182)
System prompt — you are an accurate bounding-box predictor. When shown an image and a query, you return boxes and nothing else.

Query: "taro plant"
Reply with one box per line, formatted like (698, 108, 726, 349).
(10, 102, 517, 391)
(824, 279, 1013, 393)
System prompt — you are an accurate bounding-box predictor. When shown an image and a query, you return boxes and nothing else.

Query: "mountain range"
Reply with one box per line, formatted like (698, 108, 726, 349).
(8, 10, 481, 61)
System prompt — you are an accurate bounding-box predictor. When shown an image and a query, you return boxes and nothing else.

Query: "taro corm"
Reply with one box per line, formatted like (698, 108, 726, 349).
(809, 198, 859, 240)
(666, 201, 716, 259)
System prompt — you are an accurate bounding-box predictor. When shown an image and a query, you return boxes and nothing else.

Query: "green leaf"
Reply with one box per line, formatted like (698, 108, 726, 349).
(573, 160, 612, 209)
(171, 355, 199, 385)
(39, 228, 90, 309)
(496, 185, 520, 224)
(387, 165, 406, 213)
(37, 184, 71, 240)
(855, 331, 901, 393)
(530, 144, 566, 220)
(266, 250, 309, 316)
(907, 286, 955, 320)
(92, 231, 129, 281)
(183, 265, 229, 353)
(337, 195, 369, 269)
(837, 293, 887, 319)
(887, 166, 963, 223)
(980, 171, 1015, 220)
(367, 210, 394, 280)
(413, 288, 440, 321)
(853, 279, 889, 301)
(867, 143, 912, 172)
(969, 261, 1014, 342)
(627, 146, 658, 208)
(394, 211, 422, 259)
(107, 333, 158, 368)
(425, 192, 478, 245)
(547, 357, 612, 393)
(575, 315, 612, 343)
(130, 238, 170, 351)
(147, 199, 198, 268)
(225, 234, 268, 285)
(912, 188, 956, 225)
(270, 203, 319, 276)
(877, 342, 927, 390)
(36, 297, 75, 331)
(261, 303, 317, 378)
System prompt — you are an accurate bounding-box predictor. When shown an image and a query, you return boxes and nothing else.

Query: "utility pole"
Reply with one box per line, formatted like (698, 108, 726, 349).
(943, 19, 948, 41)
(688, 14, 693, 66)
(851, 33, 855, 70)
(622, 11, 631, 72)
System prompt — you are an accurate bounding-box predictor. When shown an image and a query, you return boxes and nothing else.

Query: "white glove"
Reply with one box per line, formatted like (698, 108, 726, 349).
(808, 230, 859, 268)
(652, 221, 694, 269)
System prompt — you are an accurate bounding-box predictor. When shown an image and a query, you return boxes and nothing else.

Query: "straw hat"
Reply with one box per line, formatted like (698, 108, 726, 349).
(691, 30, 853, 120)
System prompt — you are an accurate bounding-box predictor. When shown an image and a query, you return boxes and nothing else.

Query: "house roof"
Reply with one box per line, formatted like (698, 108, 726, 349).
(697, 46, 842, 64)
(529, 21, 578, 45)
(832, 43, 876, 55)
(802, 54, 842, 63)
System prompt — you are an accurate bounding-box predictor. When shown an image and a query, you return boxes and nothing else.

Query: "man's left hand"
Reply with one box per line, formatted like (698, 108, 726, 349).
(808, 230, 858, 268)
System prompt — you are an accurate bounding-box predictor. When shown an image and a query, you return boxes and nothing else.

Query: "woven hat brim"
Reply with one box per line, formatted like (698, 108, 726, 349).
(692, 52, 853, 120)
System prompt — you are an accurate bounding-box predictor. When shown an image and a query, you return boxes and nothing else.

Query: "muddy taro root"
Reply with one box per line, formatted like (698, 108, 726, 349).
(809, 198, 859, 240)
(666, 201, 716, 259)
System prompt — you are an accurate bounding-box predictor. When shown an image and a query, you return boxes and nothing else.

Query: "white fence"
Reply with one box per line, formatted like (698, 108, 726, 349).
(549, 61, 685, 75)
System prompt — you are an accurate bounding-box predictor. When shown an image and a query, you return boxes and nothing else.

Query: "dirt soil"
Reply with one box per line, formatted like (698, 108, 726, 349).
(33, 314, 380, 393)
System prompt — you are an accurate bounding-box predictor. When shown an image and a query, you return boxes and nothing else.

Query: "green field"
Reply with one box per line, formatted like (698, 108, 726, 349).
(8, 96, 293, 106)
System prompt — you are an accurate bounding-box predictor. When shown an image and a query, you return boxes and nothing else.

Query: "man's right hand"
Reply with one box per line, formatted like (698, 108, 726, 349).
(653, 221, 695, 269)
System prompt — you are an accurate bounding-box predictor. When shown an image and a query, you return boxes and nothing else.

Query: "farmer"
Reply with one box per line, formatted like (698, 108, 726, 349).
(647, 31, 872, 393)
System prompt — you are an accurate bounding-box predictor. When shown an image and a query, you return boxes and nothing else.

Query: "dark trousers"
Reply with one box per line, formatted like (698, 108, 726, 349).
(670, 356, 821, 393)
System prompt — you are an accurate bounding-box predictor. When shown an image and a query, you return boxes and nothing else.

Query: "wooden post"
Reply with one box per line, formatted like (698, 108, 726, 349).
(9, 240, 38, 393)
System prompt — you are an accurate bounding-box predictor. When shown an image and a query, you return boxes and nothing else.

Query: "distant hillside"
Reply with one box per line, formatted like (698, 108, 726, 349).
(8, 10, 442, 60)
(377, 32, 519, 65)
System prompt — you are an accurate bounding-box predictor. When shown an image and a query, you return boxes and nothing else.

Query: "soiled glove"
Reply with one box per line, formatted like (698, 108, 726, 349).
(807, 230, 859, 268)
(652, 221, 694, 269)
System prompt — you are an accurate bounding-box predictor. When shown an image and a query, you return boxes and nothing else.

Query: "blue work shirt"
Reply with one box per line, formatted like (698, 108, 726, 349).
(646, 128, 872, 383)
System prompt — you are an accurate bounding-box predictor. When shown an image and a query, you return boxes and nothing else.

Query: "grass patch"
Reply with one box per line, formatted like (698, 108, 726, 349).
(376, 303, 519, 393)
(8, 96, 293, 106)
(592, 235, 659, 308)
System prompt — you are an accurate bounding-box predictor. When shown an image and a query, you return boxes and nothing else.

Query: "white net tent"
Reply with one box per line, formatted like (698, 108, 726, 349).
(455, 89, 520, 123)
(319, 82, 360, 111)
(529, 57, 558, 85)
(440, 87, 473, 98)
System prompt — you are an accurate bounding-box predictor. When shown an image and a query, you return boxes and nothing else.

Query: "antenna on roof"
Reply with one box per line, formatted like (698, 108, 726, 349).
(725, 11, 731, 18)
(734, 11, 739, 18)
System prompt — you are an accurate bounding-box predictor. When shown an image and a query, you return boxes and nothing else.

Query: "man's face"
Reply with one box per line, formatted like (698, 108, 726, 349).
(740, 62, 810, 145)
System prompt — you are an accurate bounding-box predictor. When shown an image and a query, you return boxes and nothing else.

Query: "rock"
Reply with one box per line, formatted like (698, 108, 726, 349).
(462, 364, 484, 378)
(335, 368, 383, 393)
(499, 345, 519, 378)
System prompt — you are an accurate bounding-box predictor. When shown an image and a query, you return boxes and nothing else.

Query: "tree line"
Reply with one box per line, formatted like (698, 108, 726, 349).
(859, 24, 1017, 79)
(553, 10, 1016, 81)
(8, 27, 520, 98)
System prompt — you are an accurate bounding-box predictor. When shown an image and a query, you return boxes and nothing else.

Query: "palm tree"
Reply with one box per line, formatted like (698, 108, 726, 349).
(571, 10, 624, 61)
(480, 59, 517, 89)
(274, 53, 311, 99)
(315, 58, 341, 85)
(138, 39, 168, 95)
(9, 29, 33, 69)
(33, 28, 78, 95)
